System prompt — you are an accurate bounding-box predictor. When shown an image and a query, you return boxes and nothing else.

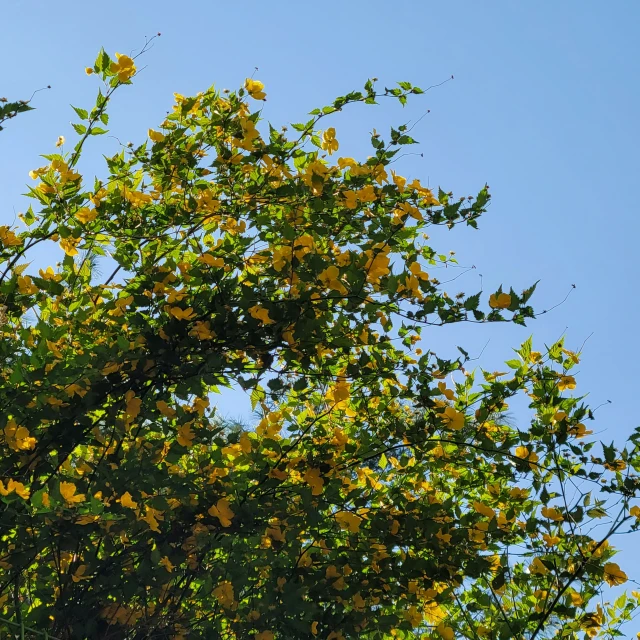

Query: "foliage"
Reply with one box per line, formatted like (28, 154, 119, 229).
(1, 47, 640, 640)
(0, 96, 34, 132)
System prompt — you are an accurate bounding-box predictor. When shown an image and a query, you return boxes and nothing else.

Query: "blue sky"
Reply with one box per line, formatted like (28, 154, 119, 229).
(3, 0, 640, 616)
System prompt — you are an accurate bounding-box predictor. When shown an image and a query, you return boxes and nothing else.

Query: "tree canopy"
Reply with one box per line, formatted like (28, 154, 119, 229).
(1, 47, 640, 640)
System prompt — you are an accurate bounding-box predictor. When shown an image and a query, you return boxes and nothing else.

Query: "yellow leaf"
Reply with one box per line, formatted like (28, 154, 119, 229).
(139, 506, 162, 533)
(124, 391, 141, 419)
(198, 253, 224, 268)
(159, 556, 174, 572)
(325, 565, 340, 579)
(248, 305, 274, 325)
(189, 320, 216, 340)
(335, 511, 362, 533)
(71, 564, 90, 582)
(119, 492, 138, 509)
(156, 400, 177, 418)
(148, 129, 166, 143)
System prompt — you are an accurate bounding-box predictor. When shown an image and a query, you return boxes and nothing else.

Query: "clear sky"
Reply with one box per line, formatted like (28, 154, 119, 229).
(3, 0, 640, 617)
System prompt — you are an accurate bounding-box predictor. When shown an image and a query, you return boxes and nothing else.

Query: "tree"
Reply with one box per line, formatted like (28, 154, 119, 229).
(1, 47, 640, 640)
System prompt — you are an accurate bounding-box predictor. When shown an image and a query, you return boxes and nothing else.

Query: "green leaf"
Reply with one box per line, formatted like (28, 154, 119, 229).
(95, 48, 111, 74)
(72, 105, 89, 120)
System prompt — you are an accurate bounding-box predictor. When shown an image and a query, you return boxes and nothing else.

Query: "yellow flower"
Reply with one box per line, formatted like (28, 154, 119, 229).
(60, 237, 80, 256)
(321, 127, 339, 155)
(4, 421, 36, 451)
(342, 190, 358, 209)
(404, 606, 422, 628)
(110, 53, 136, 82)
(167, 306, 196, 321)
(541, 506, 564, 522)
(441, 406, 465, 430)
(489, 292, 511, 309)
(245, 78, 266, 100)
(304, 468, 324, 496)
(75, 208, 97, 224)
(255, 632, 274, 640)
(56, 136, 65, 147)
(213, 581, 235, 608)
(603, 562, 627, 586)
(543, 533, 561, 547)
(391, 170, 406, 192)
(436, 623, 455, 640)
(208, 498, 235, 527)
(0, 226, 22, 247)
(17, 275, 37, 295)
(0, 480, 29, 500)
(530, 557, 549, 575)
(85, 67, 94, 75)
(319, 265, 347, 294)
(60, 481, 85, 504)
(558, 375, 576, 391)
(177, 423, 195, 448)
